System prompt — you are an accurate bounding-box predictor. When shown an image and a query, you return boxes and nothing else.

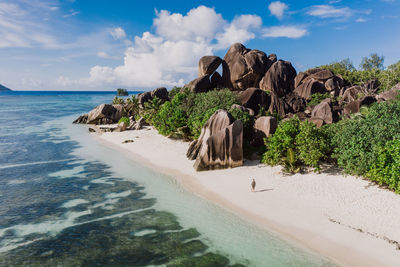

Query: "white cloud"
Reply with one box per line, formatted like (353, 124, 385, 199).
(110, 27, 127, 40)
(307, 5, 352, 19)
(69, 6, 267, 89)
(262, 26, 307, 38)
(356, 17, 367, 23)
(268, 1, 288, 19)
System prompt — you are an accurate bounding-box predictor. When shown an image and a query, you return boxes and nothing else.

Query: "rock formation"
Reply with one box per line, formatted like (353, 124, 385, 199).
(252, 116, 277, 146)
(259, 60, 297, 97)
(239, 87, 270, 114)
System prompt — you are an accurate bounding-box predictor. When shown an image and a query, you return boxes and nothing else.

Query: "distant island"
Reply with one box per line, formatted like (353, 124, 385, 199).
(0, 84, 12, 91)
(116, 88, 128, 96)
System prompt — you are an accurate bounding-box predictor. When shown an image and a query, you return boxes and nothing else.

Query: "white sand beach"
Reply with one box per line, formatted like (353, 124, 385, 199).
(94, 126, 400, 267)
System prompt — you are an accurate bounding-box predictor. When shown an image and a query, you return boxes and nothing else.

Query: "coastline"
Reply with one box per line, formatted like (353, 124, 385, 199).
(92, 126, 400, 267)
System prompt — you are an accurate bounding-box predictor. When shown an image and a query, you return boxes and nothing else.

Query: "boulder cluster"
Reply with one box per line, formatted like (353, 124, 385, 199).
(74, 42, 400, 171)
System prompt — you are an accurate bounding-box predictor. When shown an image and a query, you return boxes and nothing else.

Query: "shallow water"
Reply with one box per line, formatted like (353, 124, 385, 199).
(0, 92, 336, 266)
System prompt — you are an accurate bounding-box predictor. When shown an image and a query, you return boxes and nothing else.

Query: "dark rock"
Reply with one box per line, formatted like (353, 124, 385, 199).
(122, 140, 134, 144)
(294, 79, 325, 101)
(223, 43, 271, 90)
(183, 75, 211, 93)
(311, 101, 334, 124)
(285, 93, 306, 113)
(210, 72, 223, 89)
(344, 96, 377, 116)
(252, 116, 277, 146)
(269, 92, 291, 117)
(377, 83, 400, 101)
(86, 104, 124, 124)
(194, 119, 243, 171)
(307, 118, 325, 128)
(187, 110, 235, 160)
(231, 104, 255, 116)
(198, 56, 222, 77)
(88, 127, 96, 133)
(341, 86, 362, 104)
(309, 69, 334, 82)
(268, 53, 277, 63)
(239, 87, 270, 114)
(115, 121, 128, 132)
(138, 91, 153, 108)
(294, 72, 307, 88)
(259, 60, 297, 97)
(73, 114, 88, 124)
(135, 117, 148, 130)
(151, 87, 169, 102)
(325, 76, 343, 92)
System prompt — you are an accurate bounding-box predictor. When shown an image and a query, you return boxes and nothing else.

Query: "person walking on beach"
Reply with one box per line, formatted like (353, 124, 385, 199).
(251, 178, 256, 192)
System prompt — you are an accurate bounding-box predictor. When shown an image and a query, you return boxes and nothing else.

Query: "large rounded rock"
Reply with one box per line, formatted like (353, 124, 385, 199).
(198, 56, 223, 77)
(341, 85, 362, 103)
(252, 116, 277, 146)
(187, 110, 234, 160)
(344, 96, 377, 116)
(311, 101, 334, 125)
(151, 87, 169, 102)
(223, 43, 271, 90)
(194, 119, 243, 171)
(377, 83, 400, 101)
(138, 91, 153, 107)
(86, 104, 124, 124)
(294, 79, 326, 100)
(210, 72, 223, 89)
(269, 92, 291, 117)
(239, 87, 271, 114)
(325, 76, 343, 92)
(309, 69, 334, 82)
(259, 60, 297, 97)
(183, 75, 211, 93)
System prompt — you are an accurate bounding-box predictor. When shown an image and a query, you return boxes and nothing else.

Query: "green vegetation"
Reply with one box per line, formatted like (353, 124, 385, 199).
(261, 118, 330, 172)
(118, 117, 130, 125)
(112, 96, 124, 105)
(116, 88, 129, 96)
(360, 53, 385, 71)
(307, 93, 331, 107)
(329, 100, 400, 176)
(367, 140, 400, 193)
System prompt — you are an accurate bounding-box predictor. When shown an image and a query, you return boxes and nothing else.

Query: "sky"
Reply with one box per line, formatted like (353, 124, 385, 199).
(0, 0, 399, 91)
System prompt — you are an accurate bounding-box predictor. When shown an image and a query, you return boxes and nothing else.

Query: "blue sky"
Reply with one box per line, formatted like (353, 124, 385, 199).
(0, 0, 399, 91)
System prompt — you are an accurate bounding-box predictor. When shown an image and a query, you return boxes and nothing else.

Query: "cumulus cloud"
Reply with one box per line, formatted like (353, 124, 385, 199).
(307, 5, 353, 19)
(356, 17, 367, 23)
(268, 1, 288, 19)
(75, 6, 266, 89)
(110, 27, 126, 40)
(263, 26, 307, 38)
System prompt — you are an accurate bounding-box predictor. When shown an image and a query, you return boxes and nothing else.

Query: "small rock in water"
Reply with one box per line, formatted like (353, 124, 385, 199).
(122, 140, 134, 144)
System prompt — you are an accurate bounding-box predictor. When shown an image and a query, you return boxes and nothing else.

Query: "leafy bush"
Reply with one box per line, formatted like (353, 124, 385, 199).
(186, 89, 240, 139)
(307, 93, 331, 107)
(296, 122, 331, 169)
(112, 96, 125, 105)
(229, 107, 254, 140)
(262, 118, 331, 171)
(152, 92, 188, 136)
(262, 118, 300, 166)
(142, 97, 163, 125)
(116, 88, 128, 96)
(330, 101, 400, 175)
(367, 139, 400, 193)
(118, 116, 130, 125)
(168, 86, 182, 99)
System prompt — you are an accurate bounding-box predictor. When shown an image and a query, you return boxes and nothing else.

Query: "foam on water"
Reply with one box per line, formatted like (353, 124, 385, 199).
(105, 190, 131, 199)
(61, 199, 89, 208)
(49, 165, 85, 179)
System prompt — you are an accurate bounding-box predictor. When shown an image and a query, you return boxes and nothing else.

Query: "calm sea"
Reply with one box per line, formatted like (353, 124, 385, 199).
(0, 91, 335, 266)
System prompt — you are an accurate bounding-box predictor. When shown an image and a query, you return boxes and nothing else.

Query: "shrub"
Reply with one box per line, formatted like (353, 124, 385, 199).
(367, 139, 400, 193)
(330, 101, 400, 175)
(116, 88, 129, 96)
(262, 118, 331, 171)
(229, 107, 254, 140)
(153, 92, 188, 136)
(142, 97, 163, 125)
(296, 122, 331, 169)
(186, 89, 240, 139)
(262, 118, 300, 166)
(112, 96, 124, 105)
(307, 93, 331, 107)
(118, 116, 130, 125)
(168, 86, 182, 99)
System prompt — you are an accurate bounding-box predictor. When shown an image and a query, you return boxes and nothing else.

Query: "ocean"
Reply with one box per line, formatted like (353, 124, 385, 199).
(0, 91, 335, 266)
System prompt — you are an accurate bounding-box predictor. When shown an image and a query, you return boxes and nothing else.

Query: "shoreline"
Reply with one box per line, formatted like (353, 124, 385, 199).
(92, 126, 400, 267)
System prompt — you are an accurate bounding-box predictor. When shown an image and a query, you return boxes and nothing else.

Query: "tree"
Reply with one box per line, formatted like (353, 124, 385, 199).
(360, 53, 385, 71)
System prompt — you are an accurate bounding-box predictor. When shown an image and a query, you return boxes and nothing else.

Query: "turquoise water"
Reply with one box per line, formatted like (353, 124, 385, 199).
(0, 92, 336, 266)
